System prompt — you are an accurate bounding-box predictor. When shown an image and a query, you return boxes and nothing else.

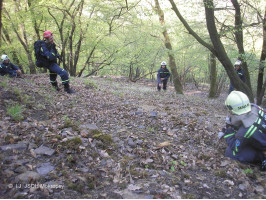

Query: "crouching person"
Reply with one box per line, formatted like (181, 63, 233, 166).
(0, 55, 22, 78)
(39, 31, 75, 94)
(218, 91, 266, 170)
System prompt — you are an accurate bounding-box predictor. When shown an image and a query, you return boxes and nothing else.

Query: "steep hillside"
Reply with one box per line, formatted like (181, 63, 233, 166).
(0, 74, 265, 198)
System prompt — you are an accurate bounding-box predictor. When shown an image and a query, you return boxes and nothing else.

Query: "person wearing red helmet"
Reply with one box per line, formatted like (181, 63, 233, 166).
(38, 30, 75, 94)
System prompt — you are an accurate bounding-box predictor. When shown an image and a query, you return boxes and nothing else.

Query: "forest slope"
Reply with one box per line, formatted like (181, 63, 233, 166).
(0, 74, 265, 198)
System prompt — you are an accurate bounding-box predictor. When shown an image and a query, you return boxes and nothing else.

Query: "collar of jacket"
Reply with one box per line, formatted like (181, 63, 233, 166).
(230, 105, 259, 128)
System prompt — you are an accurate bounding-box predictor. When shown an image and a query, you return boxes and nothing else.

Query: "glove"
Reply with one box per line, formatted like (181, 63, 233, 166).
(224, 127, 235, 135)
(225, 116, 231, 124)
(218, 131, 224, 139)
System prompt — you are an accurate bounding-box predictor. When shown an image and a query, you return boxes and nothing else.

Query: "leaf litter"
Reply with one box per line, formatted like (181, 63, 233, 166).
(0, 74, 265, 198)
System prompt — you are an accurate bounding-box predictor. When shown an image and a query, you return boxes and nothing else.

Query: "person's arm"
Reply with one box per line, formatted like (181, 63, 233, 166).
(0, 64, 5, 74)
(40, 43, 57, 62)
(9, 63, 19, 71)
(224, 127, 248, 154)
(9, 63, 21, 75)
(157, 69, 162, 84)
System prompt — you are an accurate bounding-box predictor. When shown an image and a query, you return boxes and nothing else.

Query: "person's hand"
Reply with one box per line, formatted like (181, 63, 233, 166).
(16, 70, 22, 75)
(218, 131, 224, 139)
(161, 78, 164, 81)
(159, 83, 162, 87)
(225, 116, 231, 124)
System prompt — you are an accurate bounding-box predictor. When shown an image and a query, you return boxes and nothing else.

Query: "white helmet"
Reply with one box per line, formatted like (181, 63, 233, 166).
(161, 61, 167, 66)
(234, 60, 241, 66)
(1, 54, 9, 61)
(225, 91, 251, 115)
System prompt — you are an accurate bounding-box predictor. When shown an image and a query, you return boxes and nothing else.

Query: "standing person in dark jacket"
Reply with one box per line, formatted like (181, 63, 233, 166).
(228, 60, 245, 94)
(157, 61, 170, 91)
(0, 55, 22, 77)
(39, 30, 75, 94)
(218, 91, 266, 170)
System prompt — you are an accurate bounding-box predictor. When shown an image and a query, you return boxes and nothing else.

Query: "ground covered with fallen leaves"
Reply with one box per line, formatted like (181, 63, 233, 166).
(0, 74, 265, 198)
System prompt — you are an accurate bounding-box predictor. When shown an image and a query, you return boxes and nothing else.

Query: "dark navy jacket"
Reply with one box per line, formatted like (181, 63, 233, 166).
(157, 67, 170, 84)
(236, 68, 245, 82)
(0, 62, 19, 77)
(224, 107, 266, 163)
(39, 42, 59, 67)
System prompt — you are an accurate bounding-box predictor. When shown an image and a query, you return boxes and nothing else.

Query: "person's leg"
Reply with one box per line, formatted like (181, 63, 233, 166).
(49, 71, 60, 91)
(9, 70, 17, 78)
(47, 63, 75, 93)
(157, 83, 161, 91)
(225, 146, 264, 164)
(163, 79, 167, 90)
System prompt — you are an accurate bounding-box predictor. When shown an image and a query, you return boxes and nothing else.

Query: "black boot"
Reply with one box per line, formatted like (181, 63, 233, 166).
(64, 83, 75, 94)
(51, 82, 60, 91)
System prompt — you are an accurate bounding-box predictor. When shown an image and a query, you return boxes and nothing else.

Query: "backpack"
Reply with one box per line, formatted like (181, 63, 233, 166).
(34, 40, 45, 68)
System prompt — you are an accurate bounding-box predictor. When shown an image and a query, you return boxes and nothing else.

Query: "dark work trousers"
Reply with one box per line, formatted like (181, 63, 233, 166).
(157, 79, 168, 91)
(47, 63, 69, 85)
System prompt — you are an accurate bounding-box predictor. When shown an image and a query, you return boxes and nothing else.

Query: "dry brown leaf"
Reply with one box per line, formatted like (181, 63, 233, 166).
(154, 141, 172, 149)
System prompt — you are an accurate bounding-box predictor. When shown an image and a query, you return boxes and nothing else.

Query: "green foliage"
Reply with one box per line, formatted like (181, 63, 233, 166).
(7, 103, 24, 121)
(180, 160, 187, 167)
(147, 127, 154, 132)
(0, 80, 8, 88)
(112, 91, 124, 98)
(215, 170, 227, 178)
(92, 132, 113, 146)
(66, 154, 76, 163)
(62, 116, 80, 132)
(64, 137, 83, 151)
(1, 0, 263, 91)
(170, 160, 177, 172)
(243, 168, 253, 174)
(84, 80, 98, 89)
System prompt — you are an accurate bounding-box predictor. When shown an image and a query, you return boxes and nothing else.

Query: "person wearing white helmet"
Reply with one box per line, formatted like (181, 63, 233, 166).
(157, 61, 170, 91)
(228, 60, 246, 94)
(218, 91, 266, 170)
(0, 54, 22, 77)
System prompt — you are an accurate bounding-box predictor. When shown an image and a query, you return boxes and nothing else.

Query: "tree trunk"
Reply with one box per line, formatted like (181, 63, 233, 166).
(0, 0, 3, 45)
(208, 52, 217, 98)
(203, 0, 254, 101)
(231, 0, 252, 90)
(28, 0, 41, 40)
(154, 0, 183, 94)
(257, 9, 266, 105)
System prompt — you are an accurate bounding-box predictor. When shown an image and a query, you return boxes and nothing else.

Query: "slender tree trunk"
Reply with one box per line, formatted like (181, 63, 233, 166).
(0, 0, 3, 46)
(208, 53, 217, 98)
(257, 9, 266, 105)
(203, 0, 253, 101)
(154, 0, 183, 94)
(28, 0, 41, 40)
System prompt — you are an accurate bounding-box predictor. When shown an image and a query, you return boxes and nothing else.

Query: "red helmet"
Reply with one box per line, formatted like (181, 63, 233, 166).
(43, 31, 53, 38)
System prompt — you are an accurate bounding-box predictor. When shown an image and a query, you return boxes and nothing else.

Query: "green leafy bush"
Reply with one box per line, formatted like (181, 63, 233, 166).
(7, 104, 24, 121)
